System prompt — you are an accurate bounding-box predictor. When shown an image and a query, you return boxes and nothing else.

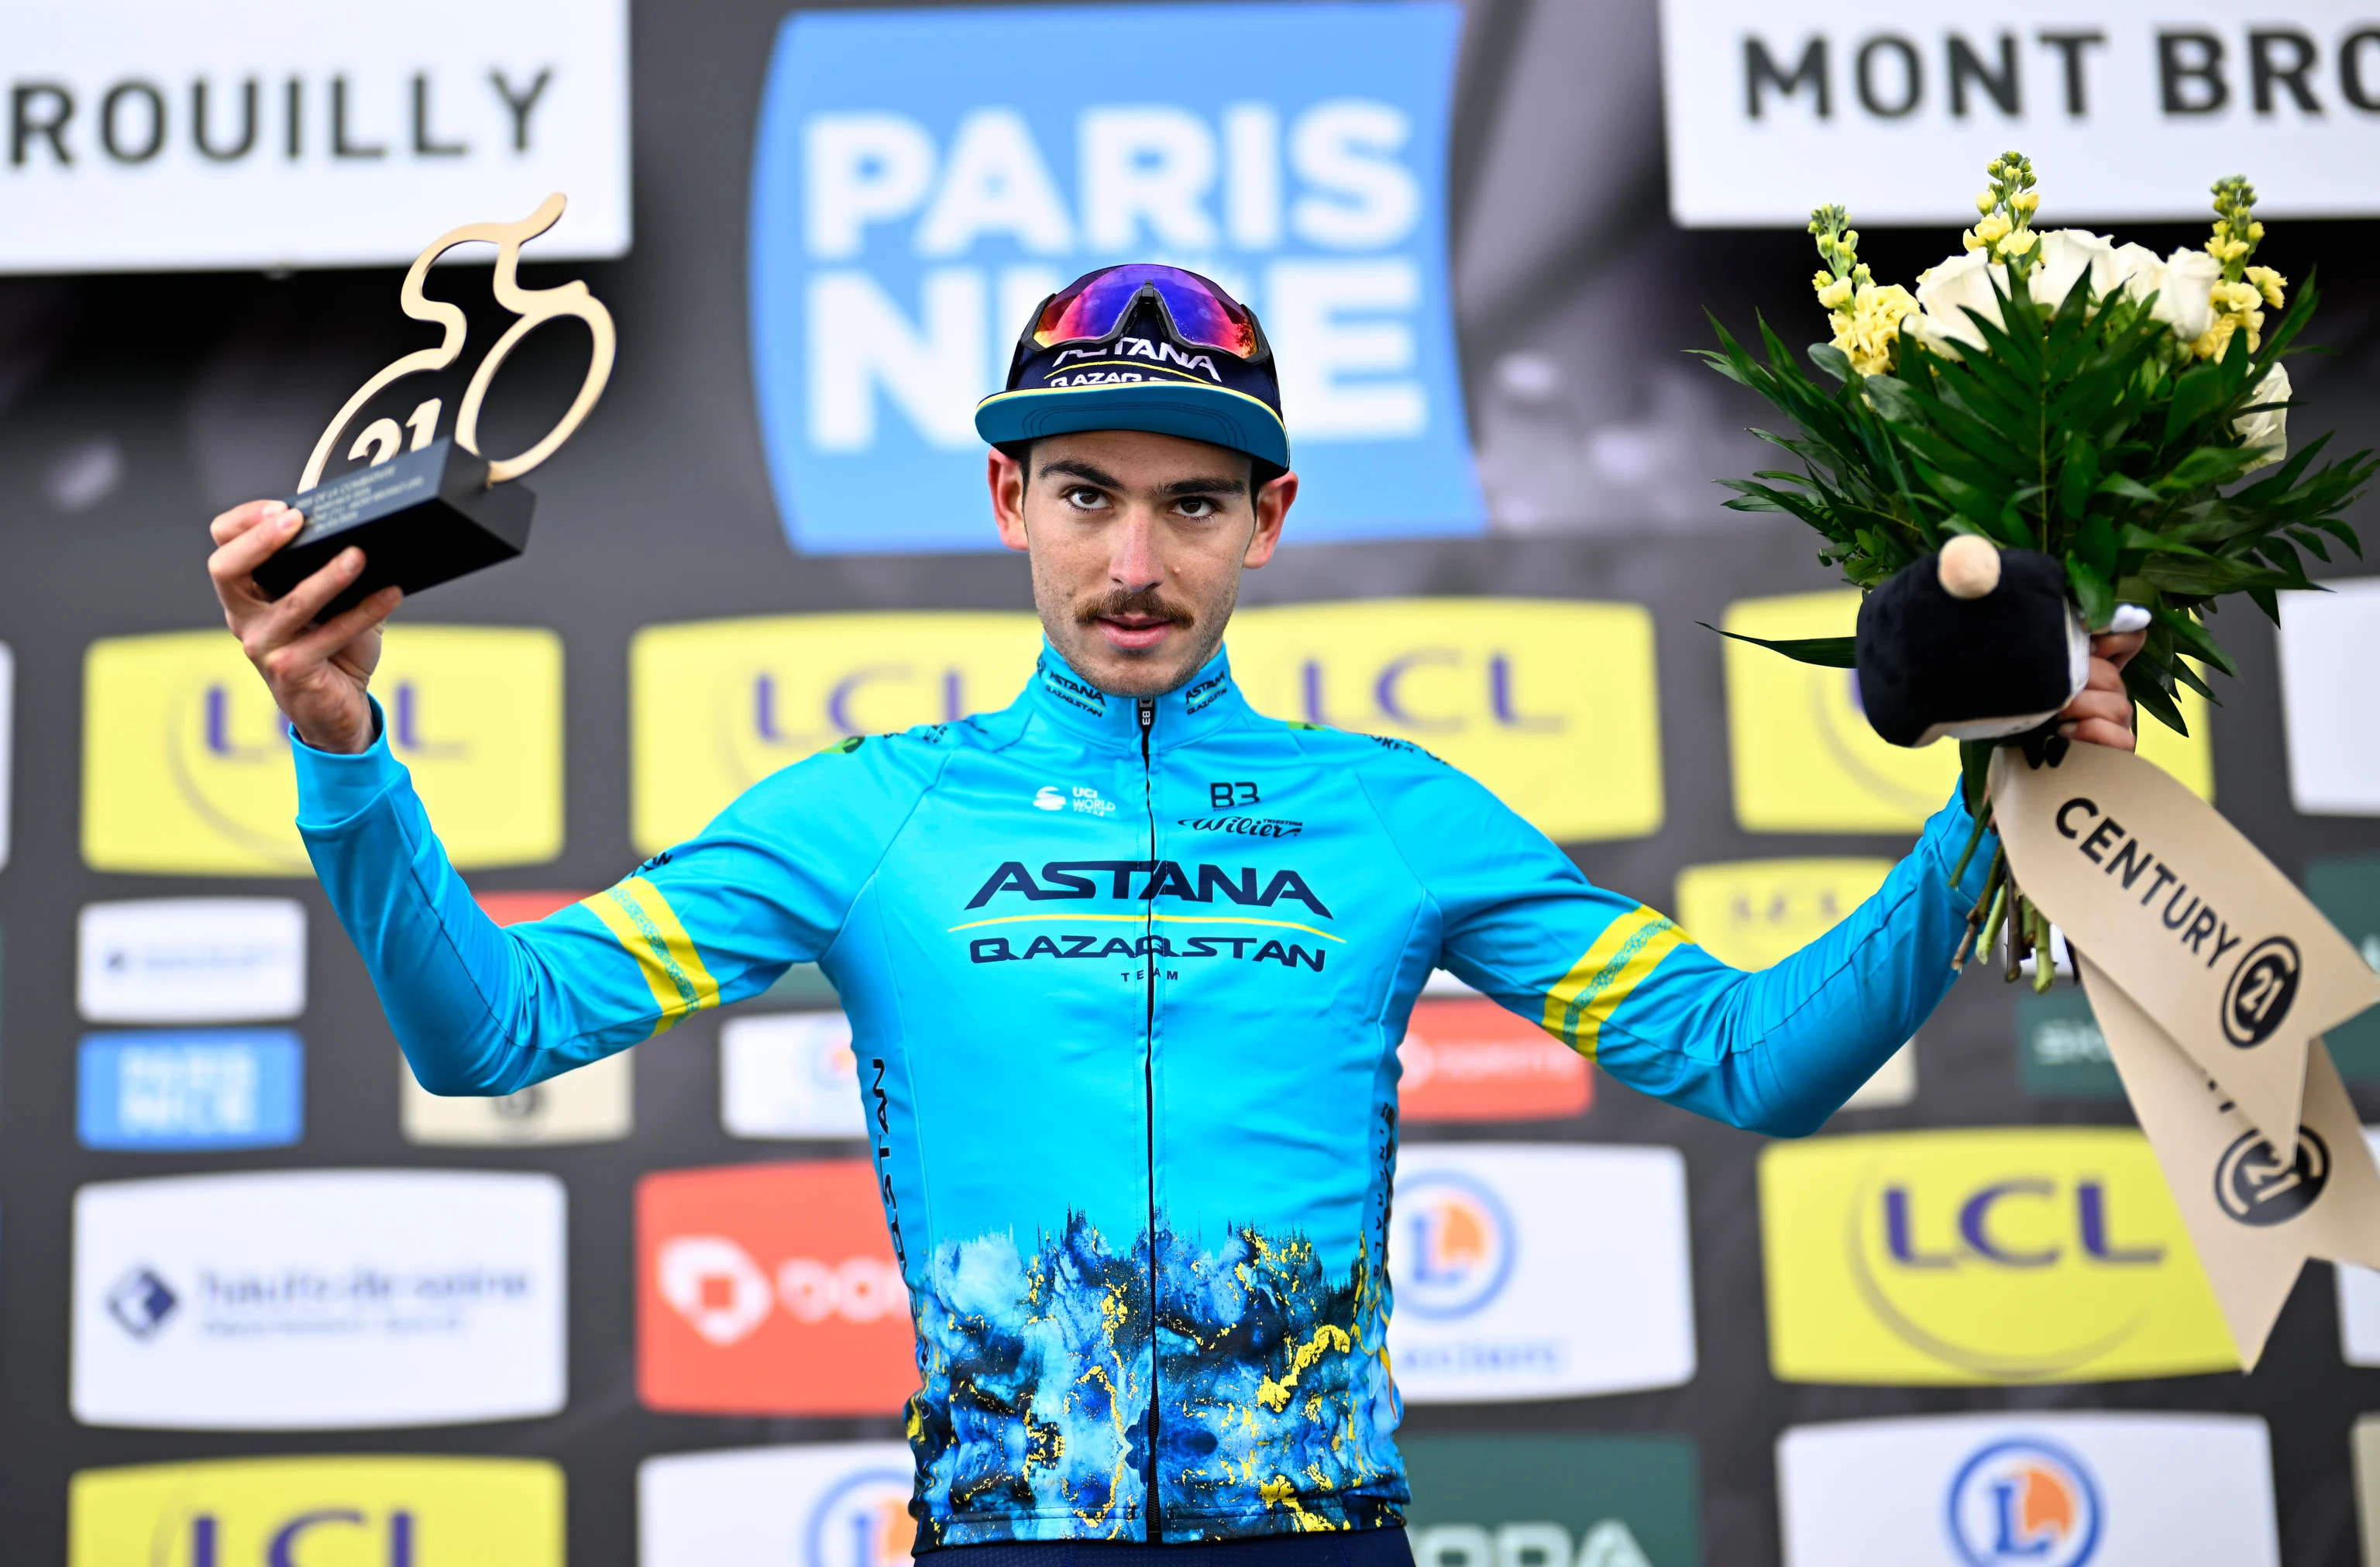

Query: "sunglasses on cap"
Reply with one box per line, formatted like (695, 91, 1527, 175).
(1006, 264, 1271, 383)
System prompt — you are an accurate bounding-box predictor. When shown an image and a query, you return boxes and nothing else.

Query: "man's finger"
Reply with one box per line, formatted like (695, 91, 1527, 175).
(207, 502, 306, 587)
(210, 498, 290, 548)
(280, 585, 402, 670)
(2060, 687, 2132, 727)
(2090, 629, 2148, 671)
(2059, 715, 2137, 751)
(240, 546, 369, 657)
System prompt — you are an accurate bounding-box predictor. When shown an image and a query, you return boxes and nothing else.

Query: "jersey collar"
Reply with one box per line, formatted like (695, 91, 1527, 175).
(1024, 641, 1249, 753)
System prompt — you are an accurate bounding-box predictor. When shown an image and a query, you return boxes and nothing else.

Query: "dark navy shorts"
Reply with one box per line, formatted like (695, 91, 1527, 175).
(920, 1529, 1417, 1567)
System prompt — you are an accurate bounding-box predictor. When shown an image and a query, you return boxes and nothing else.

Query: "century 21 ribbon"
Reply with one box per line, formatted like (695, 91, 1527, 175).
(1993, 743, 2380, 1366)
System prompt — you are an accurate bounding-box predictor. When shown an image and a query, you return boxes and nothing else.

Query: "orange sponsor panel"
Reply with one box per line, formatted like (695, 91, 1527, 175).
(473, 890, 593, 926)
(636, 1161, 917, 1417)
(1398, 997, 1591, 1123)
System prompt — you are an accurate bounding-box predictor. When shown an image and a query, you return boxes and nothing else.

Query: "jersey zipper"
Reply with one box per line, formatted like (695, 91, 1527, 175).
(1137, 692, 1160, 1541)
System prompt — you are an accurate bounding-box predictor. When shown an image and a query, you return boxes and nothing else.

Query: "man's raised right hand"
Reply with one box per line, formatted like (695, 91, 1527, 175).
(207, 498, 404, 756)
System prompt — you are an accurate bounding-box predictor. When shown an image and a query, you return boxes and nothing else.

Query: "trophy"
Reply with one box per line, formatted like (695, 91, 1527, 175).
(253, 192, 615, 617)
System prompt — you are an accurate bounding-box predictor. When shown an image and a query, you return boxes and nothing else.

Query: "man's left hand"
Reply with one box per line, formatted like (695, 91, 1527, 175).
(2057, 630, 2147, 751)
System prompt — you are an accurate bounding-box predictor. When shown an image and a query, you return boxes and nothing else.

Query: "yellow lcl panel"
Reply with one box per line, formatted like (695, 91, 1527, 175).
(629, 611, 1043, 854)
(1228, 598, 1664, 844)
(70, 1455, 564, 1567)
(82, 626, 563, 875)
(1723, 588, 2211, 833)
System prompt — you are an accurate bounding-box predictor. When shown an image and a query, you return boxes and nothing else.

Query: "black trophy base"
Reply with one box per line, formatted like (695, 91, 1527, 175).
(255, 439, 535, 618)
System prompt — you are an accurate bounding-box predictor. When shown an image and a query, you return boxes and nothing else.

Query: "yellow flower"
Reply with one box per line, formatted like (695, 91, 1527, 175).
(2000, 229, 2038, 258)
(2245, 264, 2287, 308)
(1972, 213, 2012, 245)
(1816, 277, 1854, 309)
(1831, 283, 1921, 375)
(1976, 189, 1997, 214)
(1811, 270, 1835, 295)
(2012, 191, 2041, 215)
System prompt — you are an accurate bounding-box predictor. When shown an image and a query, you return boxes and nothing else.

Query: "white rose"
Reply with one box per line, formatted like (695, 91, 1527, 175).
(2151, 247, 2222, 343)
(2236, 363, 2291, 470)
(2111, 243, 2165, 305)
(2028, 229, 2121, 311)
(1911, 251, 2009, 357)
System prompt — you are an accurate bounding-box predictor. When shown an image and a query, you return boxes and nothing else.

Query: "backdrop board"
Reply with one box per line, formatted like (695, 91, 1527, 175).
(2, 0, 2379, 1562)
(1660, 0, 2380, 226)
(0, 0, 631, 272)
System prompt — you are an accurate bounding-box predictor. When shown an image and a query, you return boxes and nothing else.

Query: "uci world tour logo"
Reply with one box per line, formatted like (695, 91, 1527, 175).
(1945, 1438, 2103, 1566)
(1395, 1170, 1514, 1320)
(806, 1467, 916, 1567)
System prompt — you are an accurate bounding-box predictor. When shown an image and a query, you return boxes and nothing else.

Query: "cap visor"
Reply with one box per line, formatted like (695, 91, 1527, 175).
(975, 382, 1289, 468)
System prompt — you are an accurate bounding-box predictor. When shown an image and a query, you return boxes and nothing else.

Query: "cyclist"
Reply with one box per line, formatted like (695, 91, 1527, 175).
(206, 264, 2141, 1558)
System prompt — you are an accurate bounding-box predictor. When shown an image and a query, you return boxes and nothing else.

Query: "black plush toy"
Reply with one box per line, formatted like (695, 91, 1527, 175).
(1853, 536, 2089, 748)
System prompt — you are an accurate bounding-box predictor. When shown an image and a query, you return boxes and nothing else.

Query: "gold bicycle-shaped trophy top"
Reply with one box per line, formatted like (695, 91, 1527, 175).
(253, 191, 616, 616)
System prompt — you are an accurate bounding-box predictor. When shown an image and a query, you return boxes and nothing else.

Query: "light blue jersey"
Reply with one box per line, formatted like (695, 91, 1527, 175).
(294, 642, 1993, 1545)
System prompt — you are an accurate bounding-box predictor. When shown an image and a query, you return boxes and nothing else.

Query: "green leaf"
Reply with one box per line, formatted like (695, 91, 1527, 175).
(1695, 624, 1859, 667)
(2068, 557, 2117, 629)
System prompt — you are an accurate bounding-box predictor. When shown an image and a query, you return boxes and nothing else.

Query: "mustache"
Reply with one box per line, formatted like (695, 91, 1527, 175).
(1077, 588, 1194, 629)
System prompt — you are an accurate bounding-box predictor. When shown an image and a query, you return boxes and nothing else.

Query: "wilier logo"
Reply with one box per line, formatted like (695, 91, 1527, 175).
(2222, 937, 2302, 1049)
(2213, 1127, 2330, 1228)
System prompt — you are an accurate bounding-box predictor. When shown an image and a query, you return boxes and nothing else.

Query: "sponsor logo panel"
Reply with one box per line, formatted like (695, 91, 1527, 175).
(77, 897, 306, 1023)
(2330, 1131, 2380, 1365)
(400, 889, 633, 1145)
(1398, 997, 1589, 1123)
(1722, 591, 2209, 832)
(1230, 598, 1663, 843)
(82, 627, 563, 874)
(1402, 1432, 1702, 1567)
(1387, 1143, 1694, 1403)
(747, 2, 1480, 554)
(69, 1455, 564, 1567)
(2279, 578, 2380, 816)
(1675, 857, 1914, 1109)
(2354, 1414, 2380, 1567)
(723, 1011, 866, 1139)
(401, 1051, 631, 1147)
(71, 1169, 566, 1429)
(1662, 0, 2380, 229)
(1777, 1411, 2278, 1566)
(0, 3, 627, 274)
(2306, 853, 2380, 1080)
(638, 1160, 914, 1416)
(78, 1029, 303, 1152)
(1674, 857, 1893, 969)
(1760, 1128, 2234, 1385)
(640, 1441, 915, 1567)
(2017, 988, 2125, 1099)
(0, 639, 12, 870)
(628, 612, 1040, 852)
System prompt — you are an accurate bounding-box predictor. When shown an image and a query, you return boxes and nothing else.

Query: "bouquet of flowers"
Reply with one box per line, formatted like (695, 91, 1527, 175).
(1698, 152, 2375, 986)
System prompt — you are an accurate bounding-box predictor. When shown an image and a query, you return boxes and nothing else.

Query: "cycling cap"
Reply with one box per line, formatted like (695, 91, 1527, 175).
(974, 263, 1289, 468)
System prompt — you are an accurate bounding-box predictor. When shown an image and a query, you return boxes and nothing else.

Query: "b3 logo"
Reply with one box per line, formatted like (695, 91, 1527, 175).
(1209, 781, 1260, 808)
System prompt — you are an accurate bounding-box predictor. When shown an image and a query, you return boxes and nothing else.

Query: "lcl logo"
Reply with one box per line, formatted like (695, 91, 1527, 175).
(750, 665, 977, 753)
(1878, 1178, 2165, 1269)
(1285, 649, 1560, 735)
(180, 1508, 419, 1567)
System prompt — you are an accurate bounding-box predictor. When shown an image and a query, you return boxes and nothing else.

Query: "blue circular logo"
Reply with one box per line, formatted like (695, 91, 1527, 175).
(1945, 1438, 2103, 1567)
(1394, 1169, 1515, 1319)
(804, 1467, 916, 1567)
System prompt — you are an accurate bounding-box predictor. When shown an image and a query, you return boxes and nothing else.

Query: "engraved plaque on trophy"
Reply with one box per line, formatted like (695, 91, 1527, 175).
(253, 192, 615, 618)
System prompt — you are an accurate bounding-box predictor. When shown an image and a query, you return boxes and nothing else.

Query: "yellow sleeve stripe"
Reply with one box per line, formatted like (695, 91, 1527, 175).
(1541, 905, 1688, 1058)
(580, 876, 721, 1033)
